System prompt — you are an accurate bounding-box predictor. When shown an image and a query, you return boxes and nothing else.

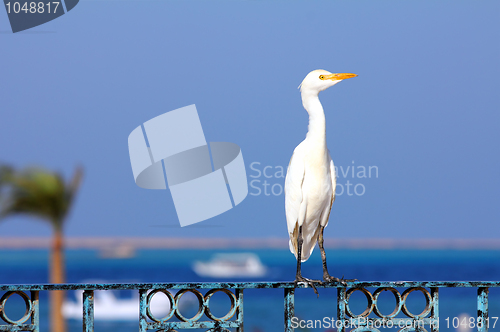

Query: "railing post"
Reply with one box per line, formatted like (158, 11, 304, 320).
(83, 290, 94, 332)
(478, 287, 489, 332)
(284, 287, 295, 332)
(337, 287, 346, 332)
(30, 291, 39, 332)
(236, 288, 244, 332)
(139, 289, 148, 332)
(430, 287, 439, 332)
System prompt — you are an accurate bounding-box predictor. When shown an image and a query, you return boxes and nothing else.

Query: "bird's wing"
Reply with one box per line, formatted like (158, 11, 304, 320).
(285, 142, 306, 255)
(329, 153, 336, 204)
(319, 152, 336, 228)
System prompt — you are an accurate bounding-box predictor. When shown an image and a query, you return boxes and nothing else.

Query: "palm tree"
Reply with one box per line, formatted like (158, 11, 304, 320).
(0, 166, 83, 332)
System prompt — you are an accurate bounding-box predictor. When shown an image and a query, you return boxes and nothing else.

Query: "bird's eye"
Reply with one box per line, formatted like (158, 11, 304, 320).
(319, 75, 325, 80)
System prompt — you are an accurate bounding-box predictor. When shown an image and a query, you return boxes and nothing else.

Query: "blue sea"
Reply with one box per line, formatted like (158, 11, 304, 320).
(1, 248, 500, 331)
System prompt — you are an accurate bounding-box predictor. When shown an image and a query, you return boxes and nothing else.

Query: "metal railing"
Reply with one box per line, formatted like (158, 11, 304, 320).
(0, 281, 498, 331)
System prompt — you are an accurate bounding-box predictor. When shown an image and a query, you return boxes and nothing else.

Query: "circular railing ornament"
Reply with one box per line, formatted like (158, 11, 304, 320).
(401, 287, 432, 318)
(174, 289, 205, 322)
(146, 290, 176, 322)
(350, 327, 382, 332)
(0, 291, 32, 325)
(345, 288, 374, 318)
(372, 287, 403, 318)
(398, 326, 429, 332)
(204, 289, 237, 322)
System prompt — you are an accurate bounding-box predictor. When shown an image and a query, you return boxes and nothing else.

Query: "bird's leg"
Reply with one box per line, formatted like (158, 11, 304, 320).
(295, 225, 304, 279)
(318, 226, 356, 284)
(295, 225, 320, 296)
(318, 225, 341, 284)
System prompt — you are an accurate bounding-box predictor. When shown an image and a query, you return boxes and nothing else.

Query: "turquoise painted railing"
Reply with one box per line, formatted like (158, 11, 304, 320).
(0, 281, 498, 331)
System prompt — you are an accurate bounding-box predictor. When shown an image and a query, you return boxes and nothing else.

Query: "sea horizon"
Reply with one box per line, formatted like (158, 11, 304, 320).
(1, 236, 500, 250)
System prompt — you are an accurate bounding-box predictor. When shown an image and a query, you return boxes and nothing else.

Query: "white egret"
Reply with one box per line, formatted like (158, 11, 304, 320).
(285, 69, 357, 291)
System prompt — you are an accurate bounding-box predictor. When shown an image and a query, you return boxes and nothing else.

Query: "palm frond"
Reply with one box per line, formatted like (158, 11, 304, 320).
(0, 166, 83, 231)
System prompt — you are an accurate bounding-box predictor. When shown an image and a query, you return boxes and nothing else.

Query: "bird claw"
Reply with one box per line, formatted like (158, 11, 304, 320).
(322, 274, 358, 286)
(295, 276, 321, 297)
(322, 275, 347, 286)
(340, 275, 358, 283)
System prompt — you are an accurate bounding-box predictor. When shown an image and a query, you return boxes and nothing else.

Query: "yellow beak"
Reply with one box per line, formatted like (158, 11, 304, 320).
(324, 73, 358, 80)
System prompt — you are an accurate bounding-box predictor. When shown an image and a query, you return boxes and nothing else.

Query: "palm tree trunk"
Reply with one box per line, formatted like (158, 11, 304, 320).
(50, 229, 66, 332)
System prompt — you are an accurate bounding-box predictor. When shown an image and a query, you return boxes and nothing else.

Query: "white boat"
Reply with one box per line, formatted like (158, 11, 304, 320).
(62, 289, 171, 321)
(192, 253, 267, 278)
(99, 245, 136, 259)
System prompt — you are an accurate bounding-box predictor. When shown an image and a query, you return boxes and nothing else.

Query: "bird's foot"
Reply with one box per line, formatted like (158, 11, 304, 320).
(323, 274, 346, 285)
(323, 274, 358, 286)
(294, 276, 321, 297)
(340, 274, 358, 283)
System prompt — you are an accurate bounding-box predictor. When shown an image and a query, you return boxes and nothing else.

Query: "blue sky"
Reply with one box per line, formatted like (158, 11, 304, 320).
(1, 1, 499, 239)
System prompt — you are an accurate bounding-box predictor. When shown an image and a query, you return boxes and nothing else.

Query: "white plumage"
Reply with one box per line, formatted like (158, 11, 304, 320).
(286, 143, 336, 262)
(285, 69, 357, 287)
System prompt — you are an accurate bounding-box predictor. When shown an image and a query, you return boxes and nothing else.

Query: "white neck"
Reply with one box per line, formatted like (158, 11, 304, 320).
(301, 90, 326, 149)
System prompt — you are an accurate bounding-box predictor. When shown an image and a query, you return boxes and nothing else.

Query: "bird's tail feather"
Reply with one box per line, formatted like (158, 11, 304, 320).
(289, 224, 320, 262)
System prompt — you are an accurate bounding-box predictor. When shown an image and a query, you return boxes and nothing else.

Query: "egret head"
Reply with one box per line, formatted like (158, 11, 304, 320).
(299, 69, 357, 94)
